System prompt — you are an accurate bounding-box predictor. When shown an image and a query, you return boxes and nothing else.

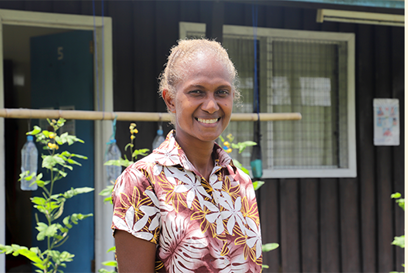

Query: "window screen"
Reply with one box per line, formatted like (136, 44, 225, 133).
(222, 36, 349, 171)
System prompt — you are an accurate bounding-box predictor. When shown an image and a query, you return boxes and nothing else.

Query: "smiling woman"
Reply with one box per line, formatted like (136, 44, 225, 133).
(112, 39, 263, 273)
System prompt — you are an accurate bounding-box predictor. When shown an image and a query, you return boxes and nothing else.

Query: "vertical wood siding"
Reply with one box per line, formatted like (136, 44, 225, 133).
(1, 1, 403, 272)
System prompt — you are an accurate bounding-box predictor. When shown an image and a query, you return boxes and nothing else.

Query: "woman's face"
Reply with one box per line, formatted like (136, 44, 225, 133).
(165, 52, 234, 146)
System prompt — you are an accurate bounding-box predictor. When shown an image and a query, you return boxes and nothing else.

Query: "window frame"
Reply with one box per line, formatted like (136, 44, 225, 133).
(180, 22, 356, 178)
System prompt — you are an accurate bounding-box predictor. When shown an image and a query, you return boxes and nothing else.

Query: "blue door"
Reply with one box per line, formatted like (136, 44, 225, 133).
(30, 30, 94, 272)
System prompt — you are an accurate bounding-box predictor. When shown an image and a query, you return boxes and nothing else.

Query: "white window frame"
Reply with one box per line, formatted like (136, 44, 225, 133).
(180, 21, 356, 178)
(0, 9, 114, 272)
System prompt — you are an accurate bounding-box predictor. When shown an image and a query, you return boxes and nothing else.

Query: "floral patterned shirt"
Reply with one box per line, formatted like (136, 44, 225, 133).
(112, 131, 263, 272)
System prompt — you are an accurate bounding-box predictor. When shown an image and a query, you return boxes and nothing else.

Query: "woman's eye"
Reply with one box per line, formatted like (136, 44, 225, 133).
(217, 90, 229, 96)
(189, 90, 203, 95)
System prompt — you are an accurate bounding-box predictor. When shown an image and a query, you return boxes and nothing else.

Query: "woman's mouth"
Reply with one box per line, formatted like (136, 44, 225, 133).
(196, 118, 220, 124)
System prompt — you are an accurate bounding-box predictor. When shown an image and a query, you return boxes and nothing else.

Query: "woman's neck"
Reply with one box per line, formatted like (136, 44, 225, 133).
(175, 135, 215, 181)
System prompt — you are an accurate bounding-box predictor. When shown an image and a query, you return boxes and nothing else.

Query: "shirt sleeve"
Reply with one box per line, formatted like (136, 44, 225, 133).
(111, 164, 161, 244)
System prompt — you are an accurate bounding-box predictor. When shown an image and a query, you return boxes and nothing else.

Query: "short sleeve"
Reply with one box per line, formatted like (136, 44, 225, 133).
(111, 164, 161, 244)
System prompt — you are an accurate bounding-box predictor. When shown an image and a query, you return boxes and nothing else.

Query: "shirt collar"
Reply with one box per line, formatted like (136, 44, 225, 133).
(153, 130, 233, 171)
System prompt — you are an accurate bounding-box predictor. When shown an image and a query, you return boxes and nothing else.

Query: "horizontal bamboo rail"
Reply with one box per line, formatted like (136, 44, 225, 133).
(0, 108, 301, 122)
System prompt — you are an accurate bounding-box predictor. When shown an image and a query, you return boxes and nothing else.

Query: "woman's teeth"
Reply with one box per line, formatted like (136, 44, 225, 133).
(197, 118, 218, 124)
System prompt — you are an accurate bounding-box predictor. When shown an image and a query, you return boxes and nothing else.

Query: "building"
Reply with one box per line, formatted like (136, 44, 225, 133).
(0, 1, 404, 272)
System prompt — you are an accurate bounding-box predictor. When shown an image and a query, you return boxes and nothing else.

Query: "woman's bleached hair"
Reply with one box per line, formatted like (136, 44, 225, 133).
(158, 38, 240, 102)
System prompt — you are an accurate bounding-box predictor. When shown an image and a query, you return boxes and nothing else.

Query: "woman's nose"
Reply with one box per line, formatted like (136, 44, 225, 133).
(201, 96, 219, 114)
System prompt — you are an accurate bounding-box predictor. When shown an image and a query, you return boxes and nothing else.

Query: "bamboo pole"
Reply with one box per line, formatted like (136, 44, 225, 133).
(0, 108, 301, 122)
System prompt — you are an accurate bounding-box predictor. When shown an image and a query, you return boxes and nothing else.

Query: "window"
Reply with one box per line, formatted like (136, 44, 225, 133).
(180, 22, 356, 178)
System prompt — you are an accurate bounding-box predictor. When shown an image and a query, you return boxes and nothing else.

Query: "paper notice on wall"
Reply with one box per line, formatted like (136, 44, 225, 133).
(373, 99, 399, 146)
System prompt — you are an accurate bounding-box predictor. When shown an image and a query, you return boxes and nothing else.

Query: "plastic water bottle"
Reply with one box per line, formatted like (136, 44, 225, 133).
(152, 126, 165, 150)
(106, 139, 122, 185)
(21, 135, 38, 191)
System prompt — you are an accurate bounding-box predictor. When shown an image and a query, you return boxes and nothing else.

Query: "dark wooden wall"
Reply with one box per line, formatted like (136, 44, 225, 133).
(0, 1, 403, 272)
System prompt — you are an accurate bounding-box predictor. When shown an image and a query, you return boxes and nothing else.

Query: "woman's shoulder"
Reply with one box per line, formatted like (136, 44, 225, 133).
(126, 151, 162, 170)
(112, 155, 158, 197)
(234, 167, 252, 184)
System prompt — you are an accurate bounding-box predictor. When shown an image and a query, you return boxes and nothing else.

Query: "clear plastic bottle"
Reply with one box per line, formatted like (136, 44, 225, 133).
(106, 139, 122, 185)
(152, 126, 165, 150)
(21, 135, 38, 191)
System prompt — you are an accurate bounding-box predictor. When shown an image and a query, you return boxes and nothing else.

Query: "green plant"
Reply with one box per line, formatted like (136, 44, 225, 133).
(0, 118, 94, 273)
(390, 192, 404, 273)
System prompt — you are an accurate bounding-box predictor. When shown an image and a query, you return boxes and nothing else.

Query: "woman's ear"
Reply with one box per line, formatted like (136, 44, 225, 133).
(163, 89, 176, 113)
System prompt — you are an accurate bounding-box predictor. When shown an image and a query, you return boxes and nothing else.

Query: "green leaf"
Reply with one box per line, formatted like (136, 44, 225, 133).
(262, 243, 279, 252)
(391, 192, 402, 199)
(52, 201, 65, 221)
(41, 130, 51, 138)
(104, 196, 113, 204)
(262, 264, 270, 269)
(58, 169, 68, 178)
(132, 148, 150, 159)
(67, 158, 81, 166)
(62, 187, 94, 199)
(19, 170, 30, 180)
(59, 226, 68, 234)
(59, 132, 84, 145)
(31, 197, 47, 206)
(17, 248, 43, 267)
(107, 246, 116, 253)
(45, 201, 60, 211)
(70, 213, 93, 225)
(36, 223, 59, 241)
(36, 180, 45, 187)
(105, 158, 132, 168)
(252, 181, 265, 191)
(0, 244, 15, 254)
(232, 159, 250, 175)
(34, 205, 48, 215)
(392, 235, 405, 248)
(54, 135, 63, 145)
(20, 171, 36, 181)
(59, 251, 75, 262)
(99, 185, 114, 196)
(102, 261, 118, 267)
(27, 126, 42, 135)
(42, 154, 65, 169)
(63, 216, 73, 229)
(396, 199, 405, 211)
(231, 141, 257, 153)
(44, 249, 74, 267)
(60, 151, 87, 159)
(57, 118, 66, 126)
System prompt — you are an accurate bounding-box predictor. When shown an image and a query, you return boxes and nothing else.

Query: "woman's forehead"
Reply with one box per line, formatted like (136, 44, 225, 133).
(181, 53, 231, 77)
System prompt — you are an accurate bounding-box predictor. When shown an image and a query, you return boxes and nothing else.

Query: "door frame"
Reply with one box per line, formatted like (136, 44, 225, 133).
(0, 9, 114, 272)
